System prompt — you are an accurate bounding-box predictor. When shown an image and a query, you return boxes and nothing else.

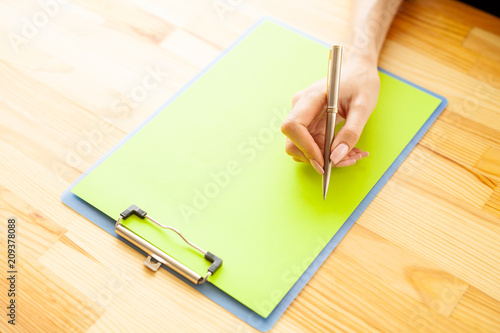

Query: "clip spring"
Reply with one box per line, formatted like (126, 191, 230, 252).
(115, 205, 222, 284)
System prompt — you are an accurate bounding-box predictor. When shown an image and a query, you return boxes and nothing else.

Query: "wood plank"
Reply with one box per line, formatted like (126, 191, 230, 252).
(71, 0, 175, 44)
(379, 40, 500, 134)
(159, 28, 221, 69)
(387, 1, 478, 73)
(127, 0, 212, 28)
(438, 112, 500, 148)
(38, 231, 146, 311)
(450, 286, 500, 332)
(393, 1, 473, 45)
(412, 0, 500, 34)
(0, 61, 125, 182)
(0, 140, 81, 227)
(0, 257, 103, 333)
(484, 186, 500, 218)
(0, 185, 67, 260)
(463, 27, 500, 62)
(184, 8, 256, 49)
(419, 118, 488, 167)
(468, 56, 500, 90)
(359, 177, 500, 303)
(334, 225, 468, 317)
(0, 2, 200, 134)
(286, 253, 470, 333)
(391, 141, 494, 208)
(474, 147, 500, 183)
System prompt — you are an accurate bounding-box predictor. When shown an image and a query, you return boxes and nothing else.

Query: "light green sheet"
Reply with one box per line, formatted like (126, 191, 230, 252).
(72, 20, 442, 317)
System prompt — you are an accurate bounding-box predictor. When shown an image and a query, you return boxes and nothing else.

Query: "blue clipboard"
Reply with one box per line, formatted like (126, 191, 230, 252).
(62, 18, 447, 331)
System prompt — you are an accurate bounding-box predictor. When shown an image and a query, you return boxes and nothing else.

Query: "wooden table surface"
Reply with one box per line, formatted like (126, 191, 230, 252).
(1, 0, 499, 332)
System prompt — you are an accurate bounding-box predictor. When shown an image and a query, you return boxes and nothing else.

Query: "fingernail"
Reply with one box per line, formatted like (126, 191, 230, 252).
(310, 159, 324, 175)
(330, 143, 349, 165)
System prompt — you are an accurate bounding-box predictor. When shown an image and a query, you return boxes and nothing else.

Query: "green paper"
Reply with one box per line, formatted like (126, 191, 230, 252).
(72, 21, 441, 317)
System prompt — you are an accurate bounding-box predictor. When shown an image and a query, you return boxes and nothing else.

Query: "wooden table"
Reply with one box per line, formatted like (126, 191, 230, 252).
(1, 0, 499, 332)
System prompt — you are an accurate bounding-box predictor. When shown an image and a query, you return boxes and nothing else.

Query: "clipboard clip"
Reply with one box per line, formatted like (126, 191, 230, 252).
(115, 205, 222, 285)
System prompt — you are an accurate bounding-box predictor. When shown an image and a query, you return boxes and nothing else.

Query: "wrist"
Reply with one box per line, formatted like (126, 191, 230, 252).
(343, 36, 379, 64)
(343, 46, 379, 68)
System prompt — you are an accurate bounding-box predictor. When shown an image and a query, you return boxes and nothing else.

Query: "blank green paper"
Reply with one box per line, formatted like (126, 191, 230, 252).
(72, 21, 442, 317)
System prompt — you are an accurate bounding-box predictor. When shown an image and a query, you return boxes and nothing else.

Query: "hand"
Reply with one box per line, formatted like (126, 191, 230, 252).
(280, 58, 380, 174)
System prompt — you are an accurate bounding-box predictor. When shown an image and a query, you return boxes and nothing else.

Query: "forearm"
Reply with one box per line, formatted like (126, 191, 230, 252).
(346, 0, 403, 64)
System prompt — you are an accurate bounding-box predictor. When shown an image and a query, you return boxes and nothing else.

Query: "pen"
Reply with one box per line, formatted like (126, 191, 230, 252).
(323, 45, 343, 200)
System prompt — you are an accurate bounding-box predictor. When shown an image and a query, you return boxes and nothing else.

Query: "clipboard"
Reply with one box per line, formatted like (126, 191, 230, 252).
(62, 18, 448, 331)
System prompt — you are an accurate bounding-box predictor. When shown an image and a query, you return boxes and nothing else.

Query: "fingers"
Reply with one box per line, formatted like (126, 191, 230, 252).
(335, 149, 369, 167)
(336, 159, 357, 167)
(330, 101, 372, 165)
(287, 138, 369, 169)
(281, 90, 326, 166)
(282, 77, 374, 172)
(286, 138, 324, 174)
(285, 138, 307, 162)
(347, 148, 370, 160)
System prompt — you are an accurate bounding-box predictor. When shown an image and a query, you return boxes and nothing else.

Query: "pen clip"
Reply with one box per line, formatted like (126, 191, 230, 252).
(326, 49, 332, 92)
(327, 49, 332, 95)
(327, 46, 343, 110)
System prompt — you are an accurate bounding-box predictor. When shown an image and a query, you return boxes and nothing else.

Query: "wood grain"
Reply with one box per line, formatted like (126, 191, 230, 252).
(463, 27, 500, 62)
(0, 0, 499, 332)
(484, 186, 500, 218)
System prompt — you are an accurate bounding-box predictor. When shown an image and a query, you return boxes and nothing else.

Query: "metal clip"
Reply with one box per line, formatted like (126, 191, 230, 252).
(115, 205, 222, 284)
(144, 254, 164, 271)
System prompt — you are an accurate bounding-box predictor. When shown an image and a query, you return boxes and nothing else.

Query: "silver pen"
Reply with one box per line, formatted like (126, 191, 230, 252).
(323, 45, 343, 200)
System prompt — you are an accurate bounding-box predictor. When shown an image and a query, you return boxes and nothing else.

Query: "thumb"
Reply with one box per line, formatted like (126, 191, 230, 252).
(329, 104, 371, 165)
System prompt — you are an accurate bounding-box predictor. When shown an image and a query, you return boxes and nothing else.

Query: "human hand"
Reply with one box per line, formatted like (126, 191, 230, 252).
(280, 58, 380, 174)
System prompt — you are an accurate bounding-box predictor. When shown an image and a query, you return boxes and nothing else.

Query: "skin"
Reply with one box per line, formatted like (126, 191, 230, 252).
(281, 0, 403, 174)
